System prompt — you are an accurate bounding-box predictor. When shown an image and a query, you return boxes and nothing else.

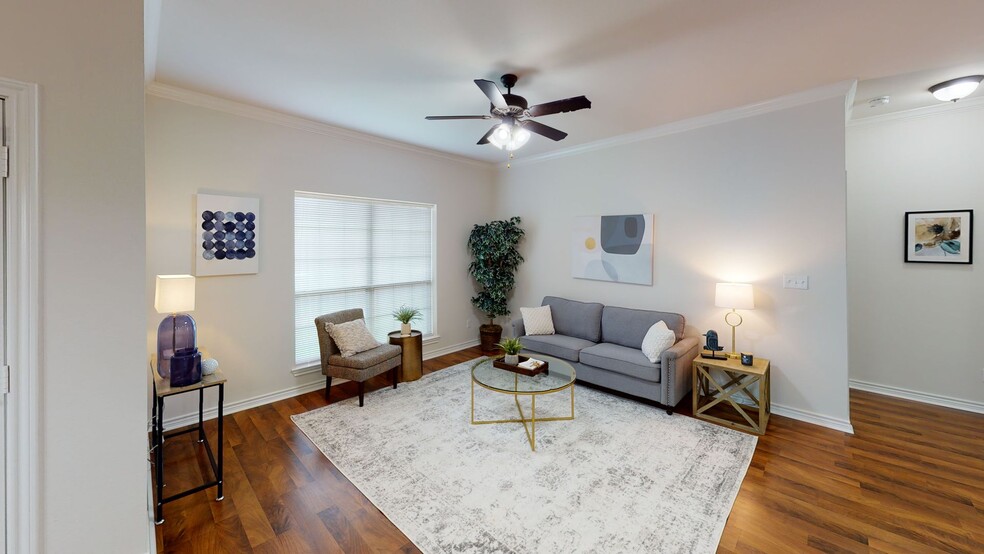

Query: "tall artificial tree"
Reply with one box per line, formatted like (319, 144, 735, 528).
(467, 216, 525, 326)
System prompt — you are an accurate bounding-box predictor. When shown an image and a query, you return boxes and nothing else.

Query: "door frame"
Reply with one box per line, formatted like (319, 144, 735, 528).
(0, 76, 41, 554)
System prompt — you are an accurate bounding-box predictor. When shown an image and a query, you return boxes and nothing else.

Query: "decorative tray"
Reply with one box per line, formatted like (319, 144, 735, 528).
(492, 355, 550, 377)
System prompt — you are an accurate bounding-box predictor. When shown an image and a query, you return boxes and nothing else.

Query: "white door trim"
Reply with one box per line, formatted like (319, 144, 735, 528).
(0, 76, 41, 554)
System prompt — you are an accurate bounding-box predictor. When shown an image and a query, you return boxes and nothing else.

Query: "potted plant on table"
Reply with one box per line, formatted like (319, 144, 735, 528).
(392, 305, 422, 337)
(467, 216, 525, 352)
(497, 337, 523, 366)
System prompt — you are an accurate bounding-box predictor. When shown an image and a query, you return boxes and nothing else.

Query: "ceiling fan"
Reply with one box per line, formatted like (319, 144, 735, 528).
(426, 73, 591, 150)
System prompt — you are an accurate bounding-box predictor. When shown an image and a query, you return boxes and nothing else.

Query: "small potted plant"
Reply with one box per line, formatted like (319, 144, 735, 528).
(497, 337, 523, 365)
(392, 305, 422, 337)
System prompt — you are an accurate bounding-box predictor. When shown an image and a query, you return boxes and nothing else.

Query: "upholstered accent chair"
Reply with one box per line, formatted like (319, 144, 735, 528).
(315, 309, 401, 406)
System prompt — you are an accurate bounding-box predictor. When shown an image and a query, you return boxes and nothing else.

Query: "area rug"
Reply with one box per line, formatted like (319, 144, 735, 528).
(292, 359, 757, 553)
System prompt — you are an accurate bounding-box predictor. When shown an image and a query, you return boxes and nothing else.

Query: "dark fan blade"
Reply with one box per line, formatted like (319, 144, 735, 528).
(477, 126, 497, 145)
(475, 79, 507, 109)
(522, 120, 568, 141)
(425, 115, 493, 120)
(528, 95, 591, 117)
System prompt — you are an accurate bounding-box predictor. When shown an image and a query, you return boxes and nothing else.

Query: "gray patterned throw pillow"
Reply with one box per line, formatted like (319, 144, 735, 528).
(325, 318, 380, 357)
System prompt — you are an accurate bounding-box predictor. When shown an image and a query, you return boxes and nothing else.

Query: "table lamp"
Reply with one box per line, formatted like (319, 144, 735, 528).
(155, 275, 197, 378)
(715, 282, 754, 359)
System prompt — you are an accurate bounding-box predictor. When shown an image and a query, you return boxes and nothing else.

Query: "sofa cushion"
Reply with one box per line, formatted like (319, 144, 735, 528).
(580, 342, 661, 383)
(601, 305, 685, 349)
(521, 334, 596, 362)
(641, 320, 676, 363)
(328, 343, 401, 369)
(542, 296, 604, 343)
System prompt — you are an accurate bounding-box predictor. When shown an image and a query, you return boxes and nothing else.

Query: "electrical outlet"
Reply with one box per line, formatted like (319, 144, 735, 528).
(981, 368, 984, 382)
(466, 319, 472, 329)
(783, 274, 809, 290)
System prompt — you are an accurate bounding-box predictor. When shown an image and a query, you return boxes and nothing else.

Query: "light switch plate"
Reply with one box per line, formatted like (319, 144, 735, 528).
(783, 274, 809, 290)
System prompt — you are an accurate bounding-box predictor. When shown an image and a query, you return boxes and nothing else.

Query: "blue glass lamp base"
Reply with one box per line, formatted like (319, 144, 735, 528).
(156, 313, 197, 379)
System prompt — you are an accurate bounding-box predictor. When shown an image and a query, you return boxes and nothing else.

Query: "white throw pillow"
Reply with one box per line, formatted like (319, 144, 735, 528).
(521, 305, 555, 336)
(641, 320, 675, 363)
(326, 318, 380, 357)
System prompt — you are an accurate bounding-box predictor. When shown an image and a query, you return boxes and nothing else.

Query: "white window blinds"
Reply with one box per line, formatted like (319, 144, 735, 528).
(294, 192, 435, 366)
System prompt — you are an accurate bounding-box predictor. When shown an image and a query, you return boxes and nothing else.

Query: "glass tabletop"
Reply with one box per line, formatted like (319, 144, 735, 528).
(471, 354, 576, 394)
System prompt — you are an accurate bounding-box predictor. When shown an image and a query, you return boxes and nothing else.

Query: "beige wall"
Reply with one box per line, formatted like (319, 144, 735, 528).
(847, 107, 984, 407)
(145, 94, 497, 423)
(495, 94, 853, 430)
(0, 0, 148, 551)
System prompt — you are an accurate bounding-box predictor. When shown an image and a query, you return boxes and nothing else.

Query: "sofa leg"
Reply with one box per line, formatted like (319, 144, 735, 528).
(666, 408, 674, 415)
(392, 366, 398, 389)
(358, 381, 365, 407)
(325, 376, 332, 403)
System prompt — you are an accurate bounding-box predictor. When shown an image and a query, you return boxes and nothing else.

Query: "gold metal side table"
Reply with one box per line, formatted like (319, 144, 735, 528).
(692, 356, 770, 435)
(388, 330, 423, 381)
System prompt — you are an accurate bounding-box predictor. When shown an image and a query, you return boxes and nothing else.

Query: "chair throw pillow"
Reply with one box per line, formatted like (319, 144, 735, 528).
(521, 305, 555, 336)
(325, 318, 380, 357)
(641, 320, 676, 363)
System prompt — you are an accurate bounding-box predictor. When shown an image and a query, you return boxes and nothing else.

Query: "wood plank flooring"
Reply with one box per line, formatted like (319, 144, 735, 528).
(154, 346, 984, 553)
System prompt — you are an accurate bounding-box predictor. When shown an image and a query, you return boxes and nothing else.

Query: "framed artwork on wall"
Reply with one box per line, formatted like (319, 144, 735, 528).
(904, 209, 972, 264)
(572, 214, 654, 285)
(196, 193, 260, 276)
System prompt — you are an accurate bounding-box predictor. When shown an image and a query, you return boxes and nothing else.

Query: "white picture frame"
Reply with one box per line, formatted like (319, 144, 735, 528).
(195, 193, 260, 276)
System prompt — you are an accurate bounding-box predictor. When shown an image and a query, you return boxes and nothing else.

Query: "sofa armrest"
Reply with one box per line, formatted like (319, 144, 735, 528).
(660, 337, 699, 409)
(511, 317, 526, 338)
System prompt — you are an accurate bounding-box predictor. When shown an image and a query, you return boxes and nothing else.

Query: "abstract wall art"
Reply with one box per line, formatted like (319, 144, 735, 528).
(572, 214, 653, 285)
(195, 193, 260, 276)
(904, 209, 972, 264)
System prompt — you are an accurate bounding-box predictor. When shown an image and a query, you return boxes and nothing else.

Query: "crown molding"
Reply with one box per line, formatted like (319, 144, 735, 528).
(503, 80, 857, 169)
(145, 82, 493, 169)
(847, 93, 984, 127)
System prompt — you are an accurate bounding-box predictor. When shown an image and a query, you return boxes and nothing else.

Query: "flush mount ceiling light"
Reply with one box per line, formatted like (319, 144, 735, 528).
(929, 75, 984, 102)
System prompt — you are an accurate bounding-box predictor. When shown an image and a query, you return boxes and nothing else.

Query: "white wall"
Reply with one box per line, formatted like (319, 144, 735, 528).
(146, 93, 496, 422)
(0, 1, 148, 552)
(847, 106, 984, 407)
(496, 93, 853, 430)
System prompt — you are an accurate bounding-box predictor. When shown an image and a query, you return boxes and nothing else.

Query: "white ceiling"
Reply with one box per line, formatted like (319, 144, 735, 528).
(150, 1, 984, 162)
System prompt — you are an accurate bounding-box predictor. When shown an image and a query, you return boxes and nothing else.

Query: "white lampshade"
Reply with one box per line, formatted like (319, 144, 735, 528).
(155, 275, 196, 314)
(715, 282, 754, 310)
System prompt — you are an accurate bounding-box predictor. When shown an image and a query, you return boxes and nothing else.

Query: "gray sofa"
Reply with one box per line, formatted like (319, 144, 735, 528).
(511, 296, 699, 413)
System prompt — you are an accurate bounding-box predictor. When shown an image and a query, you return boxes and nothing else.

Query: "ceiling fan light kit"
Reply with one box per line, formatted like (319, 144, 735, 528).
(426, 73, 591, 152)
(929, 75, 984, 102)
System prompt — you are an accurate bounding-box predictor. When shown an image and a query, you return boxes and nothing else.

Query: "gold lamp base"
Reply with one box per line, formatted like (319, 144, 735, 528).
(724, 309, 743, 359)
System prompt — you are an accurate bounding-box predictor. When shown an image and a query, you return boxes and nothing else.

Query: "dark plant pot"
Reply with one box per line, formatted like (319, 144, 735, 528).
(479, 324, 503, 353)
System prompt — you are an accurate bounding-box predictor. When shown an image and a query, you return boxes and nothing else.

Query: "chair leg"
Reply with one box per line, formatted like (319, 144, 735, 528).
(358, 381, 365, 407)
(324, 376, 332, 403)
(392, 366, 398, 389)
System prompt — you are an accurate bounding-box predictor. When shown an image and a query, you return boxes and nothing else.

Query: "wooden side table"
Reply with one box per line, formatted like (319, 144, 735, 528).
(150, 354, 226, 524)
(692, 355, 770, 435)
(388, 330, 423, 382)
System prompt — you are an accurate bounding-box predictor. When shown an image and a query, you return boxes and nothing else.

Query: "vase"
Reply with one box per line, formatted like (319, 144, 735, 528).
(479, 324, 502, 353)
(401, 322, 412, 336)
(504, 353, 519, 365)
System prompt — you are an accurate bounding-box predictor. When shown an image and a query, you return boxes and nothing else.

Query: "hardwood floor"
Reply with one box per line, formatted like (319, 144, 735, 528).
(154, 346, 984, 553)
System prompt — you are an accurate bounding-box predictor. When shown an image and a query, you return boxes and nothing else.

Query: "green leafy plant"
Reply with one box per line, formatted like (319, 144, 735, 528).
(391, 305, 422, 324)
(467, 216, 525, 324)
(497, 337, 523, 355)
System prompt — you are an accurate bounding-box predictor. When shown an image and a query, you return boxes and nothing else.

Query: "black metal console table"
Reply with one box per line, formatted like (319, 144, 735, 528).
(150, 355, 226, 525)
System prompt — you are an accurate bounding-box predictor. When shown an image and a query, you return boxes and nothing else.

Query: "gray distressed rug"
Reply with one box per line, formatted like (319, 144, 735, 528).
(292, 360, 757, 553)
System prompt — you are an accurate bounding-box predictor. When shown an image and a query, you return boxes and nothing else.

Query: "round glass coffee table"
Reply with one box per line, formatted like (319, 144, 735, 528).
(470, 354, 576, 451)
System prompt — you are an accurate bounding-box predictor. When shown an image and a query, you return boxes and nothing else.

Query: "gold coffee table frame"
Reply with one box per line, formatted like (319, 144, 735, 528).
(470, 355, 575, 451)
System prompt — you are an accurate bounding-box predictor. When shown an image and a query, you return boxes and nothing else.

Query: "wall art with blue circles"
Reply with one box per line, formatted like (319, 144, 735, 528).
(195, 193, 260, 276)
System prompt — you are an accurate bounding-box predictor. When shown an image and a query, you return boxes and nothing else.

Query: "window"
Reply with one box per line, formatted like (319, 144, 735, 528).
(294, 192, 435, 367)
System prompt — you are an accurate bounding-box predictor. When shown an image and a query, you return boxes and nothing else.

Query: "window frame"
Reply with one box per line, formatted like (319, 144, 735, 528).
(292, 190, 438, 374)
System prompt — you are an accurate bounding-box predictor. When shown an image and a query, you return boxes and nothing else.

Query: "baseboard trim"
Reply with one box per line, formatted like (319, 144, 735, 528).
(849, 379, 984, 415)
(162, 378, 326, 430)
(424, 339, 480, 360)
(771, 403, 855, 434)
(163, 339, 481, 429)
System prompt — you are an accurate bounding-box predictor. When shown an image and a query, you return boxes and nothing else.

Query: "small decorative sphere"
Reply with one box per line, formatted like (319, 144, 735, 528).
(202, 358, 219, 376)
